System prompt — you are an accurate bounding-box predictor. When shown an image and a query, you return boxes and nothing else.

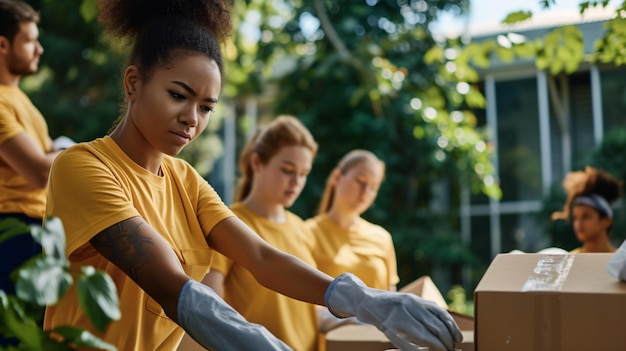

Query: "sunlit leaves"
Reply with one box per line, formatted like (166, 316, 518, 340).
(580, 0, 612, 14)
(501, 10, 532, 25)
(16, 257, 73, 306)
(539, 25, 584, 74)
(592, 16, 626, 65)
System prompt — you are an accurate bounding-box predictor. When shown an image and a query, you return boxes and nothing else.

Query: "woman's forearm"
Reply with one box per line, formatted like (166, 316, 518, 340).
(249, 247, 332, 306)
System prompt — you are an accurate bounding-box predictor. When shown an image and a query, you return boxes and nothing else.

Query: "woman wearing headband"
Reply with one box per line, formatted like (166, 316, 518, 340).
(552, 166, 623, 253)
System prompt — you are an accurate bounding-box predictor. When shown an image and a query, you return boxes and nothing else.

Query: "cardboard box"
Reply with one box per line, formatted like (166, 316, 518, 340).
(399, 276, 474, 351)
(399, 275, 449, 309)
(474, 253, 626, 351)
(324, 324, 394, 351)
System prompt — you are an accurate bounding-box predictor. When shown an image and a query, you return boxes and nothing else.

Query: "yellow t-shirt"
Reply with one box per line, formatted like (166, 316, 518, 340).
(43, 136, 234, 351)
(211, 203, 319, 351)
(305, 214, 399, 290)
(0, 85, 51, 218)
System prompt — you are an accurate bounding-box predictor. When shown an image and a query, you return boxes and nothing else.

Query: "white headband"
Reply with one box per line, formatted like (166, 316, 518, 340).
(573, 193, 613, 218)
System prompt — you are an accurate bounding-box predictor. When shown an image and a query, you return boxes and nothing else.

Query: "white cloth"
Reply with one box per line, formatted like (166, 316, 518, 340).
(53, 135, 76, 150)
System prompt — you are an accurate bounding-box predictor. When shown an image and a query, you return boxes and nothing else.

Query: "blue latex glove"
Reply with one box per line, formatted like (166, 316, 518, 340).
(178, 280, 292, 351)
(324, 273, 462, 351)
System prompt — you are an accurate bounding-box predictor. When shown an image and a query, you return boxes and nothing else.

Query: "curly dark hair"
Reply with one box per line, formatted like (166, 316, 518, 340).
(552, 166, 623, 221)
(97, 0, 231, 80)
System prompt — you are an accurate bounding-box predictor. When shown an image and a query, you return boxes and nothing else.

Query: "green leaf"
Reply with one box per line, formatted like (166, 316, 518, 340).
(0, 292, 45, 349)
(79, 0, 99, 23)
(501, 10, 532, 25)
(51, 326, 117, 351)
(464, 89, 486, 109)
(513, 42, 537, 58)
(0, 218, 31, 244)
(16, 256, 72, 306)
(31, 217, 67, 263)
(496, 46, 515, 63)
(424, 46, 444, 64)
(76, 267, 120, 332)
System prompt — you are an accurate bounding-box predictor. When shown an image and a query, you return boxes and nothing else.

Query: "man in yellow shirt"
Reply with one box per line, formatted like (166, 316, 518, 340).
(0, 1, 73, 338)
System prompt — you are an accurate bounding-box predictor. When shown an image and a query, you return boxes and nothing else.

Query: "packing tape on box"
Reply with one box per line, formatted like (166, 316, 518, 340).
(521, 254, 575, 291)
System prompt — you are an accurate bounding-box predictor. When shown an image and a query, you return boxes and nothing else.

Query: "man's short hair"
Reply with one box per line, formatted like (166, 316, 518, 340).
(0, 0, 40, 42)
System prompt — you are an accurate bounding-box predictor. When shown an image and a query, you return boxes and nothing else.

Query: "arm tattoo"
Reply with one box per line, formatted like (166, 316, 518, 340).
(90, 218, 155, 281)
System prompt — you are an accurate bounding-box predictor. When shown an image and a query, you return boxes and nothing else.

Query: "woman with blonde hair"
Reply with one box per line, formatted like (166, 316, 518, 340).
(205, 115, 321, 351)
(552, 166, 623, 253)
(306, 149, 399, 291)
(306, 150, 399, 333)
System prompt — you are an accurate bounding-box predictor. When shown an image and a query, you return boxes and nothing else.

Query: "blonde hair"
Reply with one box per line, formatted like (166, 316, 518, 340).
(317, 149, 385, 214)
(235, 115, 318, 202)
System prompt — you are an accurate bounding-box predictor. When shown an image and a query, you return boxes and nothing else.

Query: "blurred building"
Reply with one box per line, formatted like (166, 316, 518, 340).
(460, 6, 625, 263)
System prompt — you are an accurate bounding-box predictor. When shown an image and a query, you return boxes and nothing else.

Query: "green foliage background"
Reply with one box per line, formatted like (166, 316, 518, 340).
(21, 0, 499, 294)
(17, 0, 626, 312)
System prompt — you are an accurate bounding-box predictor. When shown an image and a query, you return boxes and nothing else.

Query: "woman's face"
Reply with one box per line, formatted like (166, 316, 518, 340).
(127, 52, 221, 156)
(333, 159, 383, 215)
(572, 204, 611, 243)
(252, 145, 313, 208)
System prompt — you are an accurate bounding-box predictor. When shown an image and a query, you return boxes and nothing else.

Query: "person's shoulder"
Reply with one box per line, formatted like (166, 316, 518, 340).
(285, 210, 304, 223)
(54, 139, 100, 164)
(304, 214, 321, 226)
(0, 85, 26, 106)
(229, 202, 248, 217)
(358, 217, 388, 232)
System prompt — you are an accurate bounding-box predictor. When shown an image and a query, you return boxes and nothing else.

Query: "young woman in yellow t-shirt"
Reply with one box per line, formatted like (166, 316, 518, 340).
(306, 150, 399, 291)
(305, 150, 400, 333)
(204, 115, 319, 351)
(45, 0, 462, 350)
(552, 166, 623, 253)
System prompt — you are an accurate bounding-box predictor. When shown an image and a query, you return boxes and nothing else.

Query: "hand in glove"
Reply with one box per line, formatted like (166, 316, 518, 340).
(53, 135, 76, 151)
(324, 273, 462, 351)
(178, 280, 293, 351)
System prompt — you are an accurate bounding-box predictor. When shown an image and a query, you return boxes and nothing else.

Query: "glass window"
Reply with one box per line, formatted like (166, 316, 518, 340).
(600, 67, 626, 132)
(470, 215, 491, 265)
(495, 78, 543, 202)
(499, 212, 545, 253)
(568, 72, 594, 168)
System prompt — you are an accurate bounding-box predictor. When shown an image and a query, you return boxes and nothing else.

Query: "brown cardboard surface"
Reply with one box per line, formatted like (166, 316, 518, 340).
(325, 325, 393, 351)
(399, 275, 449, 309)
(475, 253, 626, 351)
(450, 310, 474, 331)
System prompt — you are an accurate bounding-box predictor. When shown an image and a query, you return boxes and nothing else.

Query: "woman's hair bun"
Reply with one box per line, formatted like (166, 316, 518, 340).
(98, 0, 231, 42)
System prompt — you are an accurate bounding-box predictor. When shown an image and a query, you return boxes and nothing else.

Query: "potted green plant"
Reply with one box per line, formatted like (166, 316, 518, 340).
(0, 217, 119, 350)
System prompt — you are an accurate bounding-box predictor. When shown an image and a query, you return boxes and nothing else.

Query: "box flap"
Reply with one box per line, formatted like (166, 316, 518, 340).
(399, 275, 448, 309)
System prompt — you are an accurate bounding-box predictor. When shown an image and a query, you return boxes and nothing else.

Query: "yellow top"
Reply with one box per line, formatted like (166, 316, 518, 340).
(305, 214, 399, 290)
(211, 203, 319, 351)
(44, 136, 233, 350)
(0, 85, 51, 218)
